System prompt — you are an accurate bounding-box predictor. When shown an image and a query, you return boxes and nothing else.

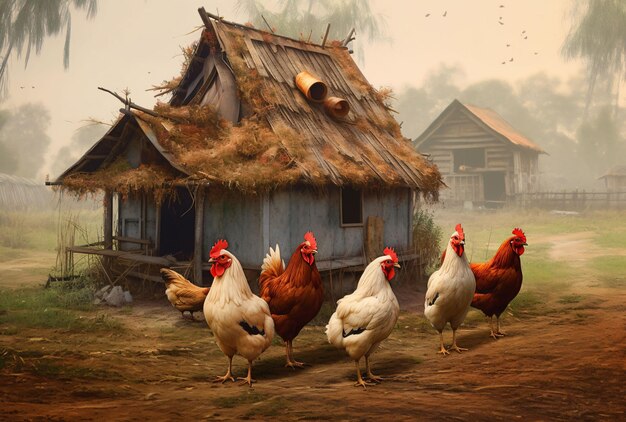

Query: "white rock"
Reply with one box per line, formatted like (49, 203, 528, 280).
(104, 286, 126, 307)
(123, 291, 133, 303)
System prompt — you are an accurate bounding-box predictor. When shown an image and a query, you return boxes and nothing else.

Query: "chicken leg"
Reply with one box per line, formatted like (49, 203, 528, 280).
(285, 340, 305, 369)
(495, 316, 506, 336)
(449, 329, 468, 353)
(354, 360, 367, 389)
(214, 356, 235, 383)
(365, 355, 382, 383)
(490, 315, 505, 339)
(237, 361, 255, 387)
(437, 331, 450, 356)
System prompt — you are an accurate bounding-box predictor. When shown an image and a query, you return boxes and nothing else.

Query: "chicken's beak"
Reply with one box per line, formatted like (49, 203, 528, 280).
(208, 257, 215, 263)
(312, 249, 318, 255)
(460, 240, 465, 246)
(394, 263, 401, 268)
(522, 243, 528, 246)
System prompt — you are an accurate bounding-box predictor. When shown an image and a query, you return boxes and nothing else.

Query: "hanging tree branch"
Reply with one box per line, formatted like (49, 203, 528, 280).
(97, 86, 160, 117)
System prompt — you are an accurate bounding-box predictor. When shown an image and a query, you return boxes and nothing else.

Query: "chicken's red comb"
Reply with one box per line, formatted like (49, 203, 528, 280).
(512, 228, 526, 242)
(383, 247, 398, 263)
(304, 231, 317, 250)
(210, 239, 228, 259)
(455, 223, 465, 239)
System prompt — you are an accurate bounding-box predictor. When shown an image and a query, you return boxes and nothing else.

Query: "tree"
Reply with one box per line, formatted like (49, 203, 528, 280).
(0, 103, 52, 178)
(562, 0, 626, 116)
(235, 0, 387, 60)
(49, 122, 107, 178)
(576, 106, 624, 175)
(0, 0, 98, 96)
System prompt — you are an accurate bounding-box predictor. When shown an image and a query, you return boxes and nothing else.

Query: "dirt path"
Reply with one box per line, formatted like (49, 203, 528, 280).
(1, 233, 625, 420)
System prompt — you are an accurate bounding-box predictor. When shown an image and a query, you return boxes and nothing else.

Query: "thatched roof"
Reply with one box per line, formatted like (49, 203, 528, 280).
(416, 99, 546, 154)
(56, 10, 442, 199)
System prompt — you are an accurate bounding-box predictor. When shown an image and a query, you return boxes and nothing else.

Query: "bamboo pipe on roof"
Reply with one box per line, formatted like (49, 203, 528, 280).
(324, 96, 350, 118)
(295, 71, 328, 102)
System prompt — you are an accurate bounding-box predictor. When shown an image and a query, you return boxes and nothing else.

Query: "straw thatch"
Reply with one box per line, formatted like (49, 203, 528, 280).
(56, 12, 443, 200)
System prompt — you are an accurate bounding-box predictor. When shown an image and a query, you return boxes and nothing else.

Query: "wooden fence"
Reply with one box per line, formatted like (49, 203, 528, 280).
(511, 191, 626, 210)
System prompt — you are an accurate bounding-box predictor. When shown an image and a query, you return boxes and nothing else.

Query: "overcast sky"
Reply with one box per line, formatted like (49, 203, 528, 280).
(3, 0, 582, 180)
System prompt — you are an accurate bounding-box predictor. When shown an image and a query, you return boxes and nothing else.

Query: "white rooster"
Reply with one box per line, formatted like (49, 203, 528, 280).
(326, 247, 400, 389)
(424, 224, 476, 355)
(203, 240, 275, 386)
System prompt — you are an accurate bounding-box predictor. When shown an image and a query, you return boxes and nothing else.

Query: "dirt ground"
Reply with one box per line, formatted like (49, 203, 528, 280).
(1, 236, 625, 421)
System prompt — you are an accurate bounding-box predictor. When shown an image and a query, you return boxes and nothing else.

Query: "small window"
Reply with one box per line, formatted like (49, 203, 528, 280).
(341, 187, 363, 226)
(453, 148, 485, 172)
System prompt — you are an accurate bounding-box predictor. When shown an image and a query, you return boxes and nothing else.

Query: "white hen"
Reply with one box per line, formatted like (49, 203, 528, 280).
(203, 240, 275, 386)
(424, 224, 476, 355)
(326, 248, 400, 388)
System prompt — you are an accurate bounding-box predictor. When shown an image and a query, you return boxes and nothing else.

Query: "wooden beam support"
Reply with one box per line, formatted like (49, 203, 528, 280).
(103, 190, 114, 280)
(193, 187, 206, 286)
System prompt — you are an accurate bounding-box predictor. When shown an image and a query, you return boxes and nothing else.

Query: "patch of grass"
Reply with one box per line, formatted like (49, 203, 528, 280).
(0, 282, 125, 333)
(30, 359, 123, 381)
(508, 291, 544, 315)
(558, 294, 583, 304)
(214, 390, 268, 409)
(591, 256, 626, 288)
(243, 396, 291, 418)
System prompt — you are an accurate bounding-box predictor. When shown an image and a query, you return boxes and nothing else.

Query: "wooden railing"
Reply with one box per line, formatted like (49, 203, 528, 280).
(510, 191, 626, 210)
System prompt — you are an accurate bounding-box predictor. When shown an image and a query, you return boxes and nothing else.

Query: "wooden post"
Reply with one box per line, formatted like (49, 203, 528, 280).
(104, 190, 113, 249)
(103, 190, 114, 278)
(193, 187, 206, 286)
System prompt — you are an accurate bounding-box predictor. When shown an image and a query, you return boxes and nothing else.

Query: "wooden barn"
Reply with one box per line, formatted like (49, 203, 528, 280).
(49, 9, 442, 286)
(599, 165, 626, 192)
(416, 99, 545, 206)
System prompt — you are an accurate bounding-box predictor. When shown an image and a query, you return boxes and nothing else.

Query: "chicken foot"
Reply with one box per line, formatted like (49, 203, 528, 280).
(495, 316, 506, 336)
(214, 356, 235, 383)
(489, 316, 505, 339)
(449, 329, 468, 353)
(237, 361, 256, 387)
(365, 355, 383, 383)
(284, 340, 306, 369)
(353, 360, 368, 389)
(437, 332, 450, 356)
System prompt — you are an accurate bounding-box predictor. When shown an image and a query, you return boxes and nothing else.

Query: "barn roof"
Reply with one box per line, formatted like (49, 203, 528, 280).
(416, 99, 546, 154)
(599, 165, 626, 179)
(55, 10, 442, 199)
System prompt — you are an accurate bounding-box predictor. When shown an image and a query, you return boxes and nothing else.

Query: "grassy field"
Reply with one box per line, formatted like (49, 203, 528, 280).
(0, 207, 625, 420)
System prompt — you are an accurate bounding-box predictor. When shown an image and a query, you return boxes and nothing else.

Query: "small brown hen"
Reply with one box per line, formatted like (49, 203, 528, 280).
(471, 228, 527, 338)
(259, 232, 323, 368)
(161, 268, 209, 321)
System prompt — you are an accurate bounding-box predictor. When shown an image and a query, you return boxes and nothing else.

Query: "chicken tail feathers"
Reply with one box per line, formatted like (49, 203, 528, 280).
(260, 244, 285, 282)
(160, 268, 193, 291)
(325, 312, 344, 349)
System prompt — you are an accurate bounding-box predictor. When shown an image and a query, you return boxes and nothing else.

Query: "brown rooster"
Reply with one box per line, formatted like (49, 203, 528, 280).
(259, 231, 323, 368)
(470, 228, 527, 339)
(160, 268, 209, 321)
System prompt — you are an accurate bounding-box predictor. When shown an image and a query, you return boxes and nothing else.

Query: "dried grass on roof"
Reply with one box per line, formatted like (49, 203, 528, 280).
(62, 157, 179, 203)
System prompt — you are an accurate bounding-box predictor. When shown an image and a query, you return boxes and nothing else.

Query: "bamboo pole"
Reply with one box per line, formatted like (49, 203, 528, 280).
(193, 187, 206, 286)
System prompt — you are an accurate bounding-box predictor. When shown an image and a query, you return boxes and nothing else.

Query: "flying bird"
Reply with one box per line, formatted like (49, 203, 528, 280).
(443, 11, 447, 17)
(509, 57, 514, 62)
(425, 13, 430, 17)
(498, 21, 504, 25)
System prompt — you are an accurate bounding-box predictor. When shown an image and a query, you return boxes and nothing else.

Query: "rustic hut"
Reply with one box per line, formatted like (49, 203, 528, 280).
(599, 165, 626, 192)
(416, 99, 545, 206)
(49, 9, 442, 285)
